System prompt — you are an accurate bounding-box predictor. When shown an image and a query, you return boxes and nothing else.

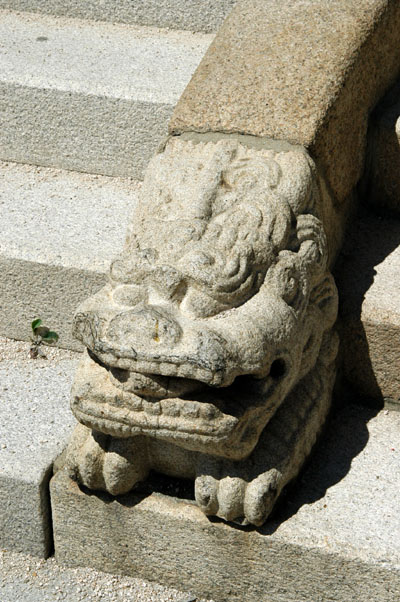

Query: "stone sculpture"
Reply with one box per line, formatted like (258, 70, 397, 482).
(64, 137, 338, 526)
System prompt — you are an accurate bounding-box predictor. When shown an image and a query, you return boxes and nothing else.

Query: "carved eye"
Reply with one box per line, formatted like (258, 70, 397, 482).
(180, 289, 227, 318)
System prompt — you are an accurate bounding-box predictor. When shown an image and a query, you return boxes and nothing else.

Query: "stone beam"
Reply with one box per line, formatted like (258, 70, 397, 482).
(170, 0, 400, 208)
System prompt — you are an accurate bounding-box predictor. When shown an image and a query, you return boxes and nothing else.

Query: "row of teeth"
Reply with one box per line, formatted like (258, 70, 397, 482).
(90, 395, 224, 422)
(76, 399, 238, 438)
(109, 395, 225, 421)
(97, 351, 223, 386)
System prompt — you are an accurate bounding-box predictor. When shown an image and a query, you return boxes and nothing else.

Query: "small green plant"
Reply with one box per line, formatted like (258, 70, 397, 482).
(30, 318, 59, 359)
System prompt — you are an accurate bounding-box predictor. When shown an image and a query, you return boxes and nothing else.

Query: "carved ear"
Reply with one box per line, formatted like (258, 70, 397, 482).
(309, 272, 338, 328)
(296, 214, 328, 274)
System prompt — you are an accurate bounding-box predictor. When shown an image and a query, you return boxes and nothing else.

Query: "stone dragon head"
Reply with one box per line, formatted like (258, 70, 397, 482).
(70, 138, 337, 465)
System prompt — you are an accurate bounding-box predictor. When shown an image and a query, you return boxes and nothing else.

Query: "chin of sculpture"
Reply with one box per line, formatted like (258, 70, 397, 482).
(64, 137, 338, 526)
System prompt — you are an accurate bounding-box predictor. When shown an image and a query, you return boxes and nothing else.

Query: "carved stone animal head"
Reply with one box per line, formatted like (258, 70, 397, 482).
(71, 139, 337, 460)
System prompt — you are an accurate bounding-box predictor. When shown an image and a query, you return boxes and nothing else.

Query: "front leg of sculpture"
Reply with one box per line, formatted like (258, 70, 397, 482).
(195, 330, 338, 525)
(66, 423, 149, 495)
(64, 137, 338, 527)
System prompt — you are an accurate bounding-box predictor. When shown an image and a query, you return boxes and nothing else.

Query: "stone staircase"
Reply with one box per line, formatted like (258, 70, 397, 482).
(0, 4, 399, 410)
(1, 1, 400, 600)
(0, 7, 214, 349)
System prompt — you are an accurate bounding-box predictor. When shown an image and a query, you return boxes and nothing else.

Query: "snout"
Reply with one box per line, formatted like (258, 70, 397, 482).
(73, 295, 229, 386)
(107, 307, 182, 348)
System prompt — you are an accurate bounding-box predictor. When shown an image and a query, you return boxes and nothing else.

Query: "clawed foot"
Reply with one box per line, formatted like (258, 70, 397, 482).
(195, 468, 282, 527)
(65, 424, 148, 495)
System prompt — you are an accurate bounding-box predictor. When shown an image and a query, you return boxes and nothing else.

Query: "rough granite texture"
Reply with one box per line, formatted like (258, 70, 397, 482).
(0, 338, 78, 557)
(0, 549, 212, 602)
(0, 0, 236, 33)
(335, 212, 400, 407)
(367, 80, 400, 214)
(0, 161, 141, 350)
(170, 0, 400, 205)
(0, 10, 212, 178)
(64, 136, 338, 526)
(51, 405, 400, 602)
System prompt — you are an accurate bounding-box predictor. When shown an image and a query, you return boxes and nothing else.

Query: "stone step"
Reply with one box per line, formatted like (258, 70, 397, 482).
(0, 0, 236, 33)
(0, 10, 212, 179)
(0, 160, 141, 351)
(51, 403, 400, 601)
(335, 211, 400, 409)
(2, 337, 399, 600)
(0, 548, 208, 602)
(0, 338, 78, 557)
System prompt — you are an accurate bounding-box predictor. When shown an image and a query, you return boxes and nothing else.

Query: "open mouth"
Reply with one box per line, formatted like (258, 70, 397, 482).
(71, 349, 289, 455)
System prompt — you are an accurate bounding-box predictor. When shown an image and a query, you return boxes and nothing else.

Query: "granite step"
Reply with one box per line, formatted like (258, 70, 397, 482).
(1, 333, 399, 600)
(0, 338, 78, 557)
(335, 211, 400, 409)
(51, 403, 400, 601)
(0, 160, 140, 351)
(0, 0, 235, 33)
(0, 548, 209, 602)
(0, 9, 212, 179)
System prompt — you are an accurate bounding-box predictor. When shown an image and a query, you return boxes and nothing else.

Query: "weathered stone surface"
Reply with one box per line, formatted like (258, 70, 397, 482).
(0, 0, 236, 33)
(335, 212, 400, 408)
(0, 549, 211, 602)
(170, 0, 400, 206)
(51, 405, 400, 602)
(367, 80, 400, 214)
(0, 161, 140, 350)
(63, 136, 338, 526)
(0, 10, 212, 178)
(0, 339, 78, 557)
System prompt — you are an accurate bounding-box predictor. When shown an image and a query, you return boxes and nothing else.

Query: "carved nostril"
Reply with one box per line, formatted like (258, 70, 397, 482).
(269, 359, 287, 380)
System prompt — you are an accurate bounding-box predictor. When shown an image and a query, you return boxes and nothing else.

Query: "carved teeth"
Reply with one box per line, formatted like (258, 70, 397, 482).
(200, 404, 221, 420)
(180, 401, 200, 419)
(161, 400, 180, 417)
(130, 397, 143, 411)
(144, 400, 161, 415)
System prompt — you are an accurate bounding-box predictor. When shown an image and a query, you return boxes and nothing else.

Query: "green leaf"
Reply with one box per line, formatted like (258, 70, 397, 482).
(31, 318, 42, 333)
(35, 326, 50, 338)
(42, 331, 59, 343)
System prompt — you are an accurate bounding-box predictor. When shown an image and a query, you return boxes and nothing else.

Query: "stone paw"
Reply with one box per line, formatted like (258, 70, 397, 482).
(195, 468, 282, 527)
(65, 423, 148, 495)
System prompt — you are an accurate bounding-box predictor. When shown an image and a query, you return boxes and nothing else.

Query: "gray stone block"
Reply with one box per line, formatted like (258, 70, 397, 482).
(0, 0, 236, 33)
(171, 0, 400, 209)
(335, 212, 400, 408)
(0, 161, 141, 350)
(51, 405, 400, 601)
(0, 340, 78, 557)
(0, 11, 212, 178)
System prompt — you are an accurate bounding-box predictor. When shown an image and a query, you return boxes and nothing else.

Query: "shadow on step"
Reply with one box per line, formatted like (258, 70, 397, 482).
(263, 402, 377, 532)
(334, 208, 400, 409)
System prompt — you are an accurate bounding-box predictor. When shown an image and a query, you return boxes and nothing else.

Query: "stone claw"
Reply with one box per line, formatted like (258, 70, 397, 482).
(195, 469, 282, 526)
(65, 424, 148, 495)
